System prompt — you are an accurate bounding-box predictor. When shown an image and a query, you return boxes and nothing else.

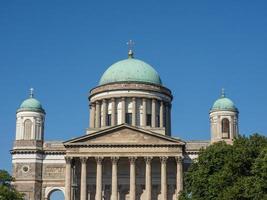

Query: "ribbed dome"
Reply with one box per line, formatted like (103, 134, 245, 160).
(211, 90, 237, 112)
(99, 57, 162, 85)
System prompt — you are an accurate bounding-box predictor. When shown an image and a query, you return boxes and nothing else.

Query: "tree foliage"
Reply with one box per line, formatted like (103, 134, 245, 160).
(0, 170, 24, 200)
(179, 133, 267, 200)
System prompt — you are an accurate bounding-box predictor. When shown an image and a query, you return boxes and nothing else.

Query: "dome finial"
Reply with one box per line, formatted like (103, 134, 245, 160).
(127, 39, 134, 58)
(29, 88, 34, 98)
(221, 88, 225, 98)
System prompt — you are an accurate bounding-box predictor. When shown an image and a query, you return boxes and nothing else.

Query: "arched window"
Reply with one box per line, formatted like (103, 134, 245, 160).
(45, 188, 65, 200)
(24, 119, 32, 140)
(221, 118, 230, 139)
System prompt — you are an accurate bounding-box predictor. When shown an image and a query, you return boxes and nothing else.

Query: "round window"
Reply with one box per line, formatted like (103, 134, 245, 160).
(22, 165, 29, 173)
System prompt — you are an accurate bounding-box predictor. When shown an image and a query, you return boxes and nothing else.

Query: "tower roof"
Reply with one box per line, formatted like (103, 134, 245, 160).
(211, 89, 238, 112)
(17, 88, 45, 113)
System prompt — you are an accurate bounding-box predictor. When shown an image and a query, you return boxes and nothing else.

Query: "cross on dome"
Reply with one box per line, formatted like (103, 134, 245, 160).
(221, 88, 225, 98)
(30, 88, 34, 98)
(127, 40, 134, 58)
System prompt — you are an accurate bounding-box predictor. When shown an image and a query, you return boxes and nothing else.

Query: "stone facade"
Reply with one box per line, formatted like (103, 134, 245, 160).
(11, 56, 238, 200)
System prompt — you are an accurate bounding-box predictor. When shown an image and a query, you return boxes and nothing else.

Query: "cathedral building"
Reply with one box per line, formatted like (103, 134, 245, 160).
(11, 49, 239, 200)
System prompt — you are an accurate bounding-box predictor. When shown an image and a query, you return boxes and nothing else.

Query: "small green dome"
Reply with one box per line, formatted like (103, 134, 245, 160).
(211, 90, 238, 112)
(99, 57, 162, 85)
(20, 98, 42, 109)
(17, 89, 45, 113)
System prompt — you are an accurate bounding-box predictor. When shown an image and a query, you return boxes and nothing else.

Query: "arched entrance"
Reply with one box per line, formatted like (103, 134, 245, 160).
(45, 187, 65, 200)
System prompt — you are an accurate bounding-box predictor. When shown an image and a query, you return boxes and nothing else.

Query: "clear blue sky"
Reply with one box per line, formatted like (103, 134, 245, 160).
(1, 0, 267, 178)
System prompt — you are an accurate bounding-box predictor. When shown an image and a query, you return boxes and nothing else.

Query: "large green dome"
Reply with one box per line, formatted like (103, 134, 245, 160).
(211, 90, 237, 112)
(99, 57, 162, 85)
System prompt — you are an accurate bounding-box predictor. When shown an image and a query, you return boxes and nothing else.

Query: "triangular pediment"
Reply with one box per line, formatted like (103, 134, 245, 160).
(64, 124, 185, 147)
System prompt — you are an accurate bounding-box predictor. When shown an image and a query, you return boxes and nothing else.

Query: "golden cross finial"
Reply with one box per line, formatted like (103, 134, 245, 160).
(127, 40, 134, 58)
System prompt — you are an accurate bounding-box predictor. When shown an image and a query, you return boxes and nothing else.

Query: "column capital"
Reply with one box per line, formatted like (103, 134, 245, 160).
(80, 157, 88, 164)
(132, 97, 136, 100)
(96, 100, 100, 105)
(111, 97, 116, 102)
(152, 98, 157, 103)
(144, 156, 153, 164)
(175, 156, 184, 163)
(95, 156, 104, 164)
(65, 156, 73, 164)
(160, 156, 168, 164)
(102, 98, 107, 103)
(121, 97, 125, 101)
(111, 156, 119, 164)
(129, 156, 137, 164)
(90, 102, 95, 107)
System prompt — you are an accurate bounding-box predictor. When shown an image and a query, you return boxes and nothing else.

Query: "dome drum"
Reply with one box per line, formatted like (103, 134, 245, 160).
(90, 82, 172, 102)
(88, 87, 172, 135)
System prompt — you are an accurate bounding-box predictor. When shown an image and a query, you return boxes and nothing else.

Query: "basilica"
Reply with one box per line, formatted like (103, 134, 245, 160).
(11, 49, 239, 200)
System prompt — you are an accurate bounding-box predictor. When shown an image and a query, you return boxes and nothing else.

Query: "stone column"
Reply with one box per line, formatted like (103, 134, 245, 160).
(102, 99, 107, 127)
(95, 101, 100, 128)
(95, 157, 103, 200)
(132, 97, 136, 126)
(152, 99, 156, 128)
(168, 103, 172, 134)
(142, 98, 147, 127)
(145, 157, 153, 200)
(160, 101, 164, 128)
(175, 156, 183, 196)
(65, 157, 72, 200)
(129, 157, 137, 200)
(80, 157, 88, 200)
(111, 157, 119, 200)
(165, 103, 170, 135)
(90, 103, 96, 128)
(111, 98, 116, 126)
(121, 97, 126, 124)
(160, 157, 168, 200)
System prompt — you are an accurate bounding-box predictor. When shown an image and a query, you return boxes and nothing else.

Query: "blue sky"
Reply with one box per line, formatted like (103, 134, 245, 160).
(0, 0, 267, 180)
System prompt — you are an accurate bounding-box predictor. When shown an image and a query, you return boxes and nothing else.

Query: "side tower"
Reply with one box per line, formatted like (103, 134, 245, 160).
(12, 89, 45, 200)
(209, 89, 239, 144)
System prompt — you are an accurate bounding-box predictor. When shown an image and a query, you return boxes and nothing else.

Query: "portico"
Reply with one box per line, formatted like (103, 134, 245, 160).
(64, 124, 184, 200)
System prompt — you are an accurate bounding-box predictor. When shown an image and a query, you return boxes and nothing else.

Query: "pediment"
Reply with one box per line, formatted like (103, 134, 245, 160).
(64, 124, 185, 146)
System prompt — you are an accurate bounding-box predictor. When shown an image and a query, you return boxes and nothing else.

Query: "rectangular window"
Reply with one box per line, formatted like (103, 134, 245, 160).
(146, 114, 151, 126)
(126, 113, 132, 125)
(107, 114, 111, 126)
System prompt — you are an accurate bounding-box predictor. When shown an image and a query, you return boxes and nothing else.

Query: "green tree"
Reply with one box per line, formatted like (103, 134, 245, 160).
(179, 134, 267, 200)
(0, 170, 24, 200)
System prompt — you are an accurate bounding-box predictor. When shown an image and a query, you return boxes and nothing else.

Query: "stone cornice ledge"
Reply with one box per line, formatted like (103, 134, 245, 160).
(64, 143, 182, 148)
